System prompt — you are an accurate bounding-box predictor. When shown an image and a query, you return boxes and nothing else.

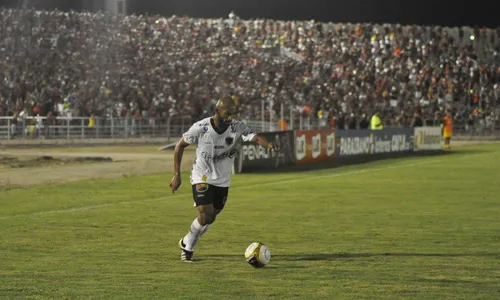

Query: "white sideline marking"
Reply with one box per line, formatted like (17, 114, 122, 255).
(0, 151, 495, 220)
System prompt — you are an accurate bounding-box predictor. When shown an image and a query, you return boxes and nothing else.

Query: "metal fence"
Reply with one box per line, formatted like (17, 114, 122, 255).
(1, 114, 499, 141)
(0, 116, 186, 141)
(453, 123, 500, 138)
(0, 116, 281, 141)
(0, 110, 326, 141)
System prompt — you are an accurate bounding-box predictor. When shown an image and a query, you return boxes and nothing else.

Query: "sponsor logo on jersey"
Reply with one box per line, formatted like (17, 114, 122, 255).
(201, 149, 238, 163)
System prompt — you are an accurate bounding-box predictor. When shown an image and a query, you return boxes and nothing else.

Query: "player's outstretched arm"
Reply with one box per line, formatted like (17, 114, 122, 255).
(251, 135, 277, 152)
(170, 137, 190, 193)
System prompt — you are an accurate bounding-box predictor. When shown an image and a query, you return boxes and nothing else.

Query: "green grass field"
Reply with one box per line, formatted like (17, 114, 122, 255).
(1, 144, 500, 300)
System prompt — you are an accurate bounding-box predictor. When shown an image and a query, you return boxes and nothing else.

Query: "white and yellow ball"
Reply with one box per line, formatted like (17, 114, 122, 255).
(244, 242, 271, 268)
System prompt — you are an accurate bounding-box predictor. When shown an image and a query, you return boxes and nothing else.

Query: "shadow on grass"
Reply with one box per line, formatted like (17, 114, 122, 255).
(417, 278, 491, 285)
(202, 252, 500, 261)
(242, 148, 493, 174)
(275, 252, 500, 261)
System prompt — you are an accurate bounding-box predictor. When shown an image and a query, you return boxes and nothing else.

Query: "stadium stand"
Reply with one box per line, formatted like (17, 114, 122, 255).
(0, 8, 498, 132)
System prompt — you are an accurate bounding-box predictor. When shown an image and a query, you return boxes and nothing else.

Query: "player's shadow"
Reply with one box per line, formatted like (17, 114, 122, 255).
(445, 148, 493, 155)
(275, 252, 500, 261)
(242, 148, 494, 174)
(203, 252, 499, 262)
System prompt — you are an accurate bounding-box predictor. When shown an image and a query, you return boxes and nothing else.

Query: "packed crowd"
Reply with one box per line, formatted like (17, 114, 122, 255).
(0, 8, 499, 130)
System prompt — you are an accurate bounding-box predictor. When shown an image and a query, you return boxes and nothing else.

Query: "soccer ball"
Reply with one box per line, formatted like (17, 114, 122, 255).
(244, 242, 271, 268)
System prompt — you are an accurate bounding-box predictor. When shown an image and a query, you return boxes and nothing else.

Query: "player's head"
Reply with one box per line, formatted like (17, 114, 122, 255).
(214, 96, 236, 129)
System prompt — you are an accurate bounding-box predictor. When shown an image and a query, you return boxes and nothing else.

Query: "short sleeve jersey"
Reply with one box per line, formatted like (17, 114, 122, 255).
(182, 117, 257, 187)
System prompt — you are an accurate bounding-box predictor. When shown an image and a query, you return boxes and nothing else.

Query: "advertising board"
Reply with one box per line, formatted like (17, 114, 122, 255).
(414, 127, 442, 151)
(234, 131, 295, 173)
(336, 129, 414, 157)
(295, 130, 335, 165)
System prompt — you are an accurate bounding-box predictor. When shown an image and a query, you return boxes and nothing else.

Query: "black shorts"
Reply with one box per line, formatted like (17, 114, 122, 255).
(192, 184, 229, 210)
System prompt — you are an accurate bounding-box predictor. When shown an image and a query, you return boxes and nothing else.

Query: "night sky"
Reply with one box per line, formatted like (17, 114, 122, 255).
(129, 0, 500, 28)
(0, 0, 498, 28)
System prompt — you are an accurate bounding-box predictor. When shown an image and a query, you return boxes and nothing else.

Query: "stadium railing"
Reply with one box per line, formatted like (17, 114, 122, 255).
(0, 115, 308, 141)
(0, 116, 193, 141)
(1, 115, 499, 141)
(453, 123, 500, 139)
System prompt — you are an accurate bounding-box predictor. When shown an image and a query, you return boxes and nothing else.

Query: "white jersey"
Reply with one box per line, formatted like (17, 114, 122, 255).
(183, 117, 256, 187)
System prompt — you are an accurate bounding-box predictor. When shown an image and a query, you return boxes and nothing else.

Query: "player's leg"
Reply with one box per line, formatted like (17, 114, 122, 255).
(444, 135, 451, 150)
(212, 187, 229, 220)
(180, 204, 213, 250)
(179, 184, 215, 261)
(183, 187, 228, 253)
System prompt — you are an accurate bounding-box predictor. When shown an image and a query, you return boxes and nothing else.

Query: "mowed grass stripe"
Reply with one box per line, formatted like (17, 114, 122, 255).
(0, 145, 499, 299)
(0, 147, 496, 220)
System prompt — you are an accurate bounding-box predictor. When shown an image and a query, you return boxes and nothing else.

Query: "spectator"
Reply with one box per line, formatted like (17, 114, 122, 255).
(0, 7, 497, 133)
(410, 111, 424, 127)
(371, 111, 383, 130)
(359, 114, 370, 130)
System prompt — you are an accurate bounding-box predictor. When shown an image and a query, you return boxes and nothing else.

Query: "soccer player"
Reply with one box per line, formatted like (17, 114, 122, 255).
(442, 110, 453, 150)
(169, 96, 277, 262)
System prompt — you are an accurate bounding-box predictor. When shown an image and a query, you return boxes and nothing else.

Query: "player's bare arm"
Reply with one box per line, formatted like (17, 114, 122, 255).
(170, 137, 190, 193)
(252, 135, 277, 151)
